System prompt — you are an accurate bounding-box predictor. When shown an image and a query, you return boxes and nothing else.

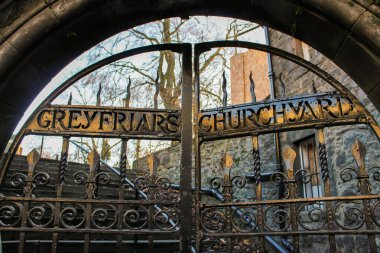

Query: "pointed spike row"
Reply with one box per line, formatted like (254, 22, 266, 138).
(249, 71, 256, 103)
(27, 149, 40, 166)
(351, 139, 366, 170)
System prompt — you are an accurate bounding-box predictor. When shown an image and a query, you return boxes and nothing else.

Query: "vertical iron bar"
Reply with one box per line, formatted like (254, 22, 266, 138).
(252, 135, 265, 252)
(147, 154, 155, 253)
(221, 155, 233, 253)
(179, 43, 193, 253)
(265, 26, 285, 202)
(316, 128, 336, 252)
(351, 140, 377, 253)
(51, 136, 70, 253)
(83, 150, 100, 253)
(117, 138, 128, 253)
(224, 182, 232, 253)
(18, 149, 40, 253)
(118, 89, 131, 253)
(264, 26, 275, 100)
(194, 48, 202, 253)
(134, 188, 138, 253)
(282, 146, 299, 252)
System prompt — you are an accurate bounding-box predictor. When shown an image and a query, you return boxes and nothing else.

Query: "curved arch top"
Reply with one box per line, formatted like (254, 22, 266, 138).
(0, 0, 379, 152)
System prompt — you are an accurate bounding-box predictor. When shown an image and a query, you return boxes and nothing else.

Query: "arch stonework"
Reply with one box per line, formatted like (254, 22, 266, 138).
(0, 0, 379, 152)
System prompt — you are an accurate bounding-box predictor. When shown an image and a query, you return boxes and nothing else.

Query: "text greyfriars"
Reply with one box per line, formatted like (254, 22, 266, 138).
(33, 108, 180, 137)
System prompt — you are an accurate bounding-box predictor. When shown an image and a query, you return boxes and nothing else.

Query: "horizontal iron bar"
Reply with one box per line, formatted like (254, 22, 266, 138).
(2, 239, 180, 244)
(202, 195, 380, 208)
(203, 230, 380, 237)
(0, 196, 176, 205)
(0, 227, 179, 234)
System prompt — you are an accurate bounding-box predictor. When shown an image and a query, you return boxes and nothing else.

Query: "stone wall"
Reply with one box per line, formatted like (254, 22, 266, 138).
(269, 29, 380, 253)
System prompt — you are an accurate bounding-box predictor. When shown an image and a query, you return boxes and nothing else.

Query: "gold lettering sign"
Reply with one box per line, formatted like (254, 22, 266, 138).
(27, 106, 181, 139)
(27, 93, 366, 140)
(198, 93, 366, 140)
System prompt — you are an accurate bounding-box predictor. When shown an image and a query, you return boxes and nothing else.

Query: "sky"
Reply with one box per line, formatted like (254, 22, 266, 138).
(13, 16, 266, 135)
(9, 16, 267, 165)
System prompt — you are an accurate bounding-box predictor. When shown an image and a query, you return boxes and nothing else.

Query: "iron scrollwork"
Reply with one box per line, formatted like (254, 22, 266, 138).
(201, 208, 226, 233)
(123, 205, 148, 230)
(297, 202, 326, 231)
(73, 171, 111, 198)
(333, 201, 365, 230)
(0, 202, 23, 227)
(134, 176, 173, 200)
(340, 140, 380, 195)
(10, 171, 50, 196)
(264, 205, 291, 232)
(27, 202, 55, 228)
(60, 204, 86, 228)
(91, 204, 118, 229)
(154, 207, 179, 231)
(231, 207, 257, 232)
(209, 154, 246, 194)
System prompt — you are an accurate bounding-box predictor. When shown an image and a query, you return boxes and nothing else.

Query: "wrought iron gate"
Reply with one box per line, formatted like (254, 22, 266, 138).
(0, 41, 380, 253)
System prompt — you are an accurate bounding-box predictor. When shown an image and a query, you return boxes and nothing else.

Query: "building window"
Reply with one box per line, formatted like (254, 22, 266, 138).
(297, 136, 323, 199)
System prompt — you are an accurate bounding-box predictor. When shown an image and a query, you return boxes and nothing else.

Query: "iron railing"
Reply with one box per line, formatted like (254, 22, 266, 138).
(69, 140, 290, 253)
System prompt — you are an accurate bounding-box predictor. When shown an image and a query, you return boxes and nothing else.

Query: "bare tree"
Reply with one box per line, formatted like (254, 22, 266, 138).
(53, 17, 261, 164)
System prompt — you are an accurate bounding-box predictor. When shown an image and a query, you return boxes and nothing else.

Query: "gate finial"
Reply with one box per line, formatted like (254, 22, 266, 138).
(147, 154, 155, 176)
(281, 145, 296, 172)
(279, 73, 286, 97)
(67, 92, 73, 105)
(311, 80, 318, 94)
(96, 84, 102, 106)
(351, 139, 366, 170)
(88, 149, 100, 170)
(220, 153, 233, 180)
(249, 71, 256, 103)
(222, 70, 227, 108)
(153, 71, 159, 109)
(123, 76, 131, 108)
(27, 149, 40, 167)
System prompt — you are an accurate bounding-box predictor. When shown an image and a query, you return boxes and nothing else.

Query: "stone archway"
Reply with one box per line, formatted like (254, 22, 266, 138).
(0, 0, 379, 152)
